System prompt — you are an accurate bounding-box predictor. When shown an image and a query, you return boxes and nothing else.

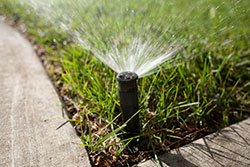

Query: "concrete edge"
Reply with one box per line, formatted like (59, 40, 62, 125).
(138, 117, 250, 167)
(0, 22, 91, 167)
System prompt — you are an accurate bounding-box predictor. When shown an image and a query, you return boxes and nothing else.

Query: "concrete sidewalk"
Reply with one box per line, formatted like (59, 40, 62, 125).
(0, 22, 91, 167)
(139, 117, 250, 167)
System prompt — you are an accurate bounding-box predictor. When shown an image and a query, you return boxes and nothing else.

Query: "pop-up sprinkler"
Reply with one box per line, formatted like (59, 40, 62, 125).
(117, 72, 139, 137)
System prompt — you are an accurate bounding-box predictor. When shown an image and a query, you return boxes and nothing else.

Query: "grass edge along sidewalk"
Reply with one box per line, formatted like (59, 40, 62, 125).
(139, 117, 250, 167)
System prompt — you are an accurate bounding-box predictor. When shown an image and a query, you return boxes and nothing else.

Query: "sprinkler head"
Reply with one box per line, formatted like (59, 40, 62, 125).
(117, 72, 138, 91)
(117, 72, 139, 137)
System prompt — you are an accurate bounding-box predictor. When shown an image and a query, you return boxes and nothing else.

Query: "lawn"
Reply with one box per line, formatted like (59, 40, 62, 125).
(0, 0, 249, 166)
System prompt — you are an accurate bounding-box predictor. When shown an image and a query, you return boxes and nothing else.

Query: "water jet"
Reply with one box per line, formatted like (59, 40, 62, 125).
(117, 72, 139, 137)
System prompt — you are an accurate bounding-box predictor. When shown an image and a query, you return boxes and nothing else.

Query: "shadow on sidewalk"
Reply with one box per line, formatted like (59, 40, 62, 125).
(154, 119, 250, 167)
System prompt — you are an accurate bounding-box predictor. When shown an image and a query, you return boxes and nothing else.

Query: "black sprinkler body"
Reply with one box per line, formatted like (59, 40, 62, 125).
(117, 72, 139, 137)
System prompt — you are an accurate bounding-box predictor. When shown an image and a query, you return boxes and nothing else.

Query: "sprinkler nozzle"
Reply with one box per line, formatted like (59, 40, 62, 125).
(117, 72, 139, 137)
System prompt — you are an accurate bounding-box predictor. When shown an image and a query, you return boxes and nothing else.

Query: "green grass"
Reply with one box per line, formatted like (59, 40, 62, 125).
(1, 0, 249, 166)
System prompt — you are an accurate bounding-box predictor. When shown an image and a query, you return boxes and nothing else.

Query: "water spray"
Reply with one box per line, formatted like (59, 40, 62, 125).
(117, 72, 139, 137)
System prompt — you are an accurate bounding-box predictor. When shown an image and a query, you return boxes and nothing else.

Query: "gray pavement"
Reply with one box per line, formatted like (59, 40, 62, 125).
(139, 117, 250, 167)
(0, 22, 91, 167)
